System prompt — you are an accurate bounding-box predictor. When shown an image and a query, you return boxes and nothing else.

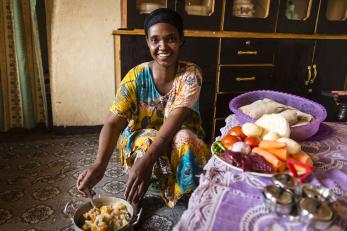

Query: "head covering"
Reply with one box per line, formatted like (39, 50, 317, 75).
(144, 8, 183, 37)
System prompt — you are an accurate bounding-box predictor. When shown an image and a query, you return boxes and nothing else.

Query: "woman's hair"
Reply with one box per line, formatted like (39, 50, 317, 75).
(144, 8, 183, 37)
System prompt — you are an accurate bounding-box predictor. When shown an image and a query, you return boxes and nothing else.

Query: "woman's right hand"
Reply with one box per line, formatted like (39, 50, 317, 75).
(76, 162, 106, 197)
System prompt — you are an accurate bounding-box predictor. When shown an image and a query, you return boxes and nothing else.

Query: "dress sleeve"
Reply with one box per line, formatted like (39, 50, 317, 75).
(170, 64, 202, 112)
(109, 68, 138, 119)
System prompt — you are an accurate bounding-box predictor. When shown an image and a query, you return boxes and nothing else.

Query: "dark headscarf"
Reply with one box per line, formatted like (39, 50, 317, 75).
(144, 8, 183, 37)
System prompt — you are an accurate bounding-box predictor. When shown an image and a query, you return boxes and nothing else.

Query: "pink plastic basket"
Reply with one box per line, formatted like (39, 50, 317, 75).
(229, 90, 327, 141)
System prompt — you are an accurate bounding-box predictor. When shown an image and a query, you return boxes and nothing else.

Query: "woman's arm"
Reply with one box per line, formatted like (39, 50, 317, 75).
(77, 112, 127, 196)
(125, 107, 191, 204)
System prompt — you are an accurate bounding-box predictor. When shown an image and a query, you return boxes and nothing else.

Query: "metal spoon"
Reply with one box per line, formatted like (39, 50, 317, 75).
(85, 189, 96, 209)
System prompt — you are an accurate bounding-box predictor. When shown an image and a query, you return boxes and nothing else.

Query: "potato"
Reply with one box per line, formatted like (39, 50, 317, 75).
(256, 114, 290, 138)
(241, 122, 263, 137)
(277, 137, 301, 154)
(262, 131, 280, 141)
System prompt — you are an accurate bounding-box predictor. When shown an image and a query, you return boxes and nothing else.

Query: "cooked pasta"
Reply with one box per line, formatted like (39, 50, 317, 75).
(82, 202, 130, 231)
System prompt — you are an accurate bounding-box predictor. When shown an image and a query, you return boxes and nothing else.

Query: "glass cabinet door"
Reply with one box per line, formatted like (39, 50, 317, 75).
(176, 0, 222, 30)
(316, 0, 347, 34)
(136, 0, 166, 14)
(123, 0, 175, 29)
(325, 0, 347, 21)
(223, 0, 279, 32)
(276, 0, 320, 34)
(184, 0, 215, 16)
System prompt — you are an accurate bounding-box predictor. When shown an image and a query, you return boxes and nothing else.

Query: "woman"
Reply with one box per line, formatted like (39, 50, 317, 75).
(77, 8, 210, 209)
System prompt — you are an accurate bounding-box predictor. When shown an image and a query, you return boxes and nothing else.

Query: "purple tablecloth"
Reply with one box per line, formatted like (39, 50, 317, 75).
(174, 115, 347, 231)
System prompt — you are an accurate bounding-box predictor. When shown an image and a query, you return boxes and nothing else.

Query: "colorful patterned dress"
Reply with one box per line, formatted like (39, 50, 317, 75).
(110, 61, 210, 207)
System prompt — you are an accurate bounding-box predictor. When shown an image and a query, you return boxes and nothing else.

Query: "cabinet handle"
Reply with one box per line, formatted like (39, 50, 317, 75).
(237, 50, 257, 55)
(310, 64, 318, 84)
(236, 77, 256, 81)
(305, 65, 312, 86)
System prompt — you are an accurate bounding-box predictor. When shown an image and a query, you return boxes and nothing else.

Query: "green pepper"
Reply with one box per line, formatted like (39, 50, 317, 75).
(211, 141, 226, 155)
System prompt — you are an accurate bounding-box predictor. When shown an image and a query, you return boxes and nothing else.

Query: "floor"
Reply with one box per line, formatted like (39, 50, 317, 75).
(0, 129, 185, 231)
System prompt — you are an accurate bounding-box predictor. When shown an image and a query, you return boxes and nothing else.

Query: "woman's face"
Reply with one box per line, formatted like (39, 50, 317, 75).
(146, 23, 182, 68)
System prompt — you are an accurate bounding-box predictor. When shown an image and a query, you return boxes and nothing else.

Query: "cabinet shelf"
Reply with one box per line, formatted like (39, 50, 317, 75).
(113, 29, 347, 39)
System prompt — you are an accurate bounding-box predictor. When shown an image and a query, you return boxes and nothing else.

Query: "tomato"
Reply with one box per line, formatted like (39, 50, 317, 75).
(228, 126, 246, 140)
(244, 136, 261, 148)
(221, 135, 240, 149)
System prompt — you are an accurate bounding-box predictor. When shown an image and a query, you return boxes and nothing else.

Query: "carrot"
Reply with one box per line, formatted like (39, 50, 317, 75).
(291, 151, 313, 173)
(258, 140, 286, 149)
(252, 147, 285, 171)
(292, 151, 313, 165)
(277, 161, 287, 173)
(266, 148, 289, 161)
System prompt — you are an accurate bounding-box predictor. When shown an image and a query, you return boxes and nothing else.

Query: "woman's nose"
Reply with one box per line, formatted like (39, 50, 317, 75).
(158, 40, 168, 49)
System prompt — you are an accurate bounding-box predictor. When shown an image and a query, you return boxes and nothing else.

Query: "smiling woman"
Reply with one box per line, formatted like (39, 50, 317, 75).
(77, 8, 211, 211)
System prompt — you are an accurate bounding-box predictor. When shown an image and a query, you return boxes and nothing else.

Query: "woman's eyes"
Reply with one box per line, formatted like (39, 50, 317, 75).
(150, 38, 159, 44)
(150, 36, 178, 44)
(167, 36, 177, 43)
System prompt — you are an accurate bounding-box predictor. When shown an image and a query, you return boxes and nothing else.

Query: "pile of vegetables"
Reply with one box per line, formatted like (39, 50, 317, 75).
(212, 114, 313, 174)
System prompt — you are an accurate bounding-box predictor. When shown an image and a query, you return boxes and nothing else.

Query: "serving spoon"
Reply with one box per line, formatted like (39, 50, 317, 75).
(85, 189, 97, 209)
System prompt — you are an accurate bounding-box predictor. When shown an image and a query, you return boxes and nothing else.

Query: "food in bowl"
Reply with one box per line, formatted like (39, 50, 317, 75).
(229, 90, 327, 141)
(212, 124, 314, 176)
(82, 201, 130, 231)
(239, 98, 314, 127)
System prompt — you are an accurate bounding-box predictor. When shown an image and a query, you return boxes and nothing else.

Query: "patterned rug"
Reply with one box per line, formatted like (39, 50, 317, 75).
(0, 129, 185, 231)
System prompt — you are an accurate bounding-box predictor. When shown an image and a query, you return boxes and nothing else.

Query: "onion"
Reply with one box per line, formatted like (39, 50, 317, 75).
(230, 141, 251, 155)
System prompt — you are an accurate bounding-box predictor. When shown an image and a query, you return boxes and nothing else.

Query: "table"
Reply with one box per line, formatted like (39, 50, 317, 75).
(174, 115, 347, 231)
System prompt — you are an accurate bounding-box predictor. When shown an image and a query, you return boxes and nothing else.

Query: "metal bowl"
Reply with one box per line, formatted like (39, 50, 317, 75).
(300, 184, 337, 204)
(298, 197, 335, 230)
(263, 185, 296, 215)
(64, 197, 139, 231)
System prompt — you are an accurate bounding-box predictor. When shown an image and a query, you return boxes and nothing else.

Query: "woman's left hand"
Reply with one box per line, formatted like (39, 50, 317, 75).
(124, 155, 154, 204)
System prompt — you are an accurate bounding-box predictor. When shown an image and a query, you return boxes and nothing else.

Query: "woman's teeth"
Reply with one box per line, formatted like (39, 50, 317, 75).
(158, 53, 170, 57)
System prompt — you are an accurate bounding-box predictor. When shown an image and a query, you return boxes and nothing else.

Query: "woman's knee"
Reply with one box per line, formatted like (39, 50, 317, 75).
(172, 129, 196, 147)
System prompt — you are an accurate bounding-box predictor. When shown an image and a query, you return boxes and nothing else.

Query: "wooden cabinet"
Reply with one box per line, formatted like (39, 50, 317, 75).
(274, 39, 347, 121)
(115, 0, 347, 142)
(273, 40, 315, 97)
(310, 40, 347, 120)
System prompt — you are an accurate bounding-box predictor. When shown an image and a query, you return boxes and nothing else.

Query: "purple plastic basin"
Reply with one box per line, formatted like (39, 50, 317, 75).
(229, 90, 327, 141)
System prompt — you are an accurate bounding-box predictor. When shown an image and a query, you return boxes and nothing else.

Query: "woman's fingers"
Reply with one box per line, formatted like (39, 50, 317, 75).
(77, 169, 94, 196)
(135, 182, 148, 203)
(126, 178, 140, 204)
(76, 170, 88, 192)
(124, 176, 134, 199)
